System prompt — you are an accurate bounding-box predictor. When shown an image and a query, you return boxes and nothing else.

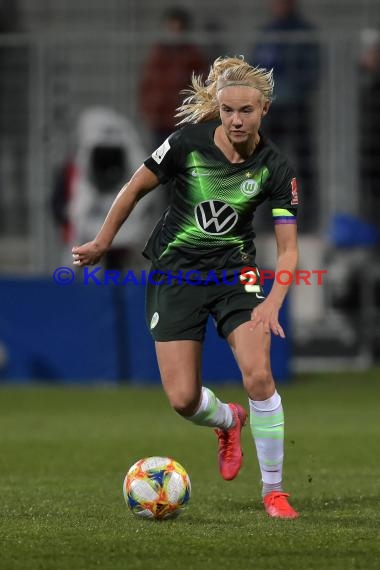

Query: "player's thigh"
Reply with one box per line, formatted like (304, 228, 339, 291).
(227, 321, 275, 399)
(155, 340, 203, 414)
(209, 273, 265, 340)
(146, 278, 208, 341)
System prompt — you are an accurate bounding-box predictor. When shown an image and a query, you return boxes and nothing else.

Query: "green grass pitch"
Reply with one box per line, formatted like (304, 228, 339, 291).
(1, 370, 380, 570)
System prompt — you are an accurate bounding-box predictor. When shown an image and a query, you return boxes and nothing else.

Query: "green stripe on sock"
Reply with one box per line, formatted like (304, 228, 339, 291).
(252, 426, 283, 439)
(262, 457, 282, 467)
(251, 411, 284, 425)
(250, 410, 284, 439)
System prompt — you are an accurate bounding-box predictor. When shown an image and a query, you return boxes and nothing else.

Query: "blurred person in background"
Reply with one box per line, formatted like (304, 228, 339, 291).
(0, 0, 29, 236)
(203, 18, 227, 65)
(359, 29, 380, 227)
(250, 0, 319, 232)
(320, 31, 380, 356)
(52, 107, 163, 270)
(138, 6, 208, 150)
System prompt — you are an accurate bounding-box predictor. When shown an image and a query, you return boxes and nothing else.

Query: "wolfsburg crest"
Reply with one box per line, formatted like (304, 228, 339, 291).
(240, 178, 260, 197)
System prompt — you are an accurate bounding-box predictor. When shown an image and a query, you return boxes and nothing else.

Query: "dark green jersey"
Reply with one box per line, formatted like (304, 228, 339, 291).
(143, 119, 298, 277)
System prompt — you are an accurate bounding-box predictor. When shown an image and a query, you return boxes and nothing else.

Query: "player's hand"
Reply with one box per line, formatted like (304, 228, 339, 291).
(250, 299, 285, 338)
(72, 241, 107, 266)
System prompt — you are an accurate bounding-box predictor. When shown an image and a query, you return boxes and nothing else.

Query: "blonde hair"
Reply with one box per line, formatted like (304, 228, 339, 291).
(175, 55, 274, 125)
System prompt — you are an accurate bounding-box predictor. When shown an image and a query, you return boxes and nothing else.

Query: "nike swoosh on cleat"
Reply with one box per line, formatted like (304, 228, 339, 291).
(256, 294, 265, 299)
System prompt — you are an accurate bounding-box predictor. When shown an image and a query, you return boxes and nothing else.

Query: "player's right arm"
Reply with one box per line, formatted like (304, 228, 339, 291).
(72, 165, 160, 266)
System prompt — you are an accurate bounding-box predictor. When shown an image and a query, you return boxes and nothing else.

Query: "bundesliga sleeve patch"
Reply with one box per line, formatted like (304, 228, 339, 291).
(291, 177, 299, 205)
(272, 208, 297, 224)
(152, 138, 171, 164)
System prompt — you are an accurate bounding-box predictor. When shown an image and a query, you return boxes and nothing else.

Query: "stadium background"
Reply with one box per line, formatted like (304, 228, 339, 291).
(0, 0, 379, 381)
(1, 3, 380, 570)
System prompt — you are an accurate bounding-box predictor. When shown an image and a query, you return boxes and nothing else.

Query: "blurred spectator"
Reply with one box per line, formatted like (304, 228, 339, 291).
(0, 0, 29, 236)
(250, 0, 320, 232)
(0, 0, 19, 31)
(52, 107, 163, 271)
(138, 6, 209, 150)
(359, 29, 380, 227)
(203, 18, 227, 65)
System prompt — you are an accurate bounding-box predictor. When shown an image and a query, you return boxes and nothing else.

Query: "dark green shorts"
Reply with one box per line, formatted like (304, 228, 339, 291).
(145, 269, 266, 341)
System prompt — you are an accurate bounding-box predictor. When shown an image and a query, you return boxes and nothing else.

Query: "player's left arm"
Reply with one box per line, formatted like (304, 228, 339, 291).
(250, 223, 298, 337)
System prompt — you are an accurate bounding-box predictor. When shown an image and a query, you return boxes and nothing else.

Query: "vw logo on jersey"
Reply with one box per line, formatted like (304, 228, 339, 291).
(194, 200, 238, 235)
(240, 178, 260, 197)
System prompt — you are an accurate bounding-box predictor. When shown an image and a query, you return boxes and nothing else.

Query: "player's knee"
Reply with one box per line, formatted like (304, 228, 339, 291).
(243, 368, 274, 398)
(169, 393, 199, 417)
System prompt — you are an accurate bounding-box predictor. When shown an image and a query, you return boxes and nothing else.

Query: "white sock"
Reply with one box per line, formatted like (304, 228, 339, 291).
(186, 387, 234, 429)
(249, 391, 284, 492)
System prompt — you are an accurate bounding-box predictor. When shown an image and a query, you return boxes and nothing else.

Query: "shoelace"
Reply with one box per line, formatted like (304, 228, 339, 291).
(266, 492, 290, 509)
(216, 428, 236, 461)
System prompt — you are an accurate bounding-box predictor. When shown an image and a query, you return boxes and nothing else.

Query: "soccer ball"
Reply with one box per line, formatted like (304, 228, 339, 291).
(123, 456, 191, 520)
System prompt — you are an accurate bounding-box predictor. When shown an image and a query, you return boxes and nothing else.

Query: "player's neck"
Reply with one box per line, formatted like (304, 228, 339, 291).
(214, 126, 260, 163)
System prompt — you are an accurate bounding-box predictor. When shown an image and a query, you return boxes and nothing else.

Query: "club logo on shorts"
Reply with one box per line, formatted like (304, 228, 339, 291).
(240, 178, 260, 197)
(150, 312, 159, 329)
(194, 200, 238, 235)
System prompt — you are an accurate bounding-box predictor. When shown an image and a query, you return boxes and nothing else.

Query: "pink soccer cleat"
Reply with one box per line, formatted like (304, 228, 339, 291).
(263, 492, 299, 519)
(215, 403, 247, 481)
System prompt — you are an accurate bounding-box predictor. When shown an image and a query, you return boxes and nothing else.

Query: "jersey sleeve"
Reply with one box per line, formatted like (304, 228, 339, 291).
(268, 159, 299, 226)
(144, 130, 184, 184)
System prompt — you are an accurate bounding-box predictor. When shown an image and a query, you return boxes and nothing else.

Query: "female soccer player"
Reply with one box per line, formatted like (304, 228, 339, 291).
(72, 56, 300, 519)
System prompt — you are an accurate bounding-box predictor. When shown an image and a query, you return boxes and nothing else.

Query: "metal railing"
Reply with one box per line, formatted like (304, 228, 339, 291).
(0, 30, 376, 274)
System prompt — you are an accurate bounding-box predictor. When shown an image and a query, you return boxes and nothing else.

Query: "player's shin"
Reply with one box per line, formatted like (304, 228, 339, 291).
(249, 390, 284, 495)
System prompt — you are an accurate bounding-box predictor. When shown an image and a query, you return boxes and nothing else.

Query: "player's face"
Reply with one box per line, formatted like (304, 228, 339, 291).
(218, 86, 269, 145)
